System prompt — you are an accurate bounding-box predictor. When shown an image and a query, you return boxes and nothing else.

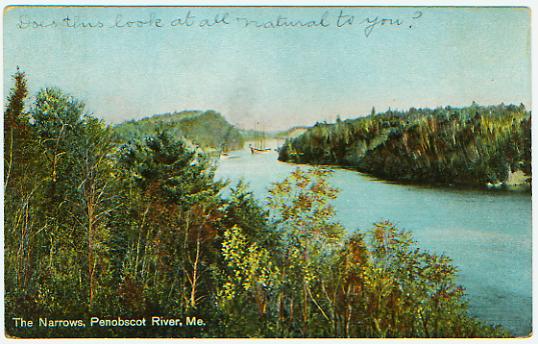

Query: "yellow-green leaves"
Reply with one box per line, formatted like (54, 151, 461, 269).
(220, 225, 278, 301)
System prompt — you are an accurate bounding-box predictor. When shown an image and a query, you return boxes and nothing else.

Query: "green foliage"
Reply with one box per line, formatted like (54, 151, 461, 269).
(279, 104, 531, 187)
(220, 225, 277, 300)
(332, 222, 509, 337)
(118, 130, 223, 205)
(4, 67, 30, 189)
(113, 130, 227, 330)
(222, 181, 278, 248)
(217, 225, 279, 336)
(4, 68, 32, 295)
(114, 110, 244, 152)
(5, 84, 119, 337)
(4, 72, 513, 338)
(266, 168, 345, 336)
(262, 171, 508, 338)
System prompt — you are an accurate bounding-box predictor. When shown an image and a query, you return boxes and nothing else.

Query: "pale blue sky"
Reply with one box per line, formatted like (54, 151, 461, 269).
(3, 6, 531, 130)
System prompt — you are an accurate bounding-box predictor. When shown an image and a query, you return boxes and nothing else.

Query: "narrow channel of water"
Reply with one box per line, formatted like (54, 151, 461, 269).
(215, 146, 532, 336)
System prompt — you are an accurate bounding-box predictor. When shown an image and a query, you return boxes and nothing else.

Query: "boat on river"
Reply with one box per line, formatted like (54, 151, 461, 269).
(249, 122, 272, 154)
(249, 145, 272, 154)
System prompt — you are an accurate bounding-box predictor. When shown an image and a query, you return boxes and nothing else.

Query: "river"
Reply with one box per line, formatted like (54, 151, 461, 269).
(215, 144, 532, 337)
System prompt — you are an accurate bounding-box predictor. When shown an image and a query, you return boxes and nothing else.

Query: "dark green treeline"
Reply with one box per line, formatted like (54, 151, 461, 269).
(5, 70, 509, 338)
(279, 105, 531, 187)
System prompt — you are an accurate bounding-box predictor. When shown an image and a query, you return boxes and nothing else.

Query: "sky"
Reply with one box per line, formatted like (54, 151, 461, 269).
(3, 6, 531, 130)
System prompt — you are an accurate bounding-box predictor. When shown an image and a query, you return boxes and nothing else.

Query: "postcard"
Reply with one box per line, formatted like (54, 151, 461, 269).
(2, 3, 533, 340)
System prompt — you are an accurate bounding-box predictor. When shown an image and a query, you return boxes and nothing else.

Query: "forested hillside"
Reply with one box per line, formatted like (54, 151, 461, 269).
(4, 70, 510, 338)
(278, 105, 531, 188)
(114, 110, 244, 152)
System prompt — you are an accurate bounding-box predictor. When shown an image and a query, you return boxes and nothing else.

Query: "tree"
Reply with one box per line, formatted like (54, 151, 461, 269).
(280, 104, 531, 188)
(267, 167, 344, 336)
(116, 131, 226, 320)
(77, 116, 116, 310)
(217, 225, 279, 336)
(4, 66, 29, 190)
(333, 221, 510, 338)
(4, 77, 515, 338)
(222, 180, 277, 248)
(4, 68, 36, 302)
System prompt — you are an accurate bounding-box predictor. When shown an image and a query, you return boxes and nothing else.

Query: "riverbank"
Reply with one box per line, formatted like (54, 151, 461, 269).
(216, 147, 532, 336)
(277, 158, 531, 193)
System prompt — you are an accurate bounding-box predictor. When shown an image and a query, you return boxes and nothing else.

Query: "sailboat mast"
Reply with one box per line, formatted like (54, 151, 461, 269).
(261, 123, 265, 149)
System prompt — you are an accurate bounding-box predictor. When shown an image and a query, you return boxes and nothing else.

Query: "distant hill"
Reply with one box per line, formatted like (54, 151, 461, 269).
(239, 126, 308, 141)
(238, 128, 266, 141)
(113, 110, 244, 152)
(273, 126, 308, 139)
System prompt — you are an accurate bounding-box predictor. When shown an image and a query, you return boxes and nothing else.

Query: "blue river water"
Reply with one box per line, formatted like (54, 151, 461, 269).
(215, 146, 532, 336)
